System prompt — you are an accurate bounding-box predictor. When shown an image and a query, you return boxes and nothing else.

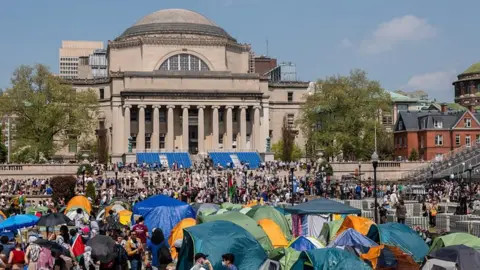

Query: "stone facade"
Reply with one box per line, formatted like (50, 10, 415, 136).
(62, 9, 308, 162)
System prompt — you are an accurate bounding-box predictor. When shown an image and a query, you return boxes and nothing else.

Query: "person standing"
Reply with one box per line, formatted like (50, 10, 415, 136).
(190, 253, 212, 270)
(126, 231, 143, 270)
(396, 200, 407, 224)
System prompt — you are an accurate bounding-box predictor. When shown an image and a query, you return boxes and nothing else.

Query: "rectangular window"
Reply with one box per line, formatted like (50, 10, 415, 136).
(433, 120, 443, 128)
(476, 134, 480, 142)
(287, 92, 293, 102)
(456, 134, 461, 146)
(131, 108, 138, 121)
(145, 133, 151, 149)
(145, 108, 152, 122)
(130, 134, 137, 149)
(287, 114, 295, 128)
(233, 111, 237, 122)
(246, 111, 251, 122)
(219, 135, 224, 144)
(219, 110, 224, 122)
(435, 135, 443, 146)
(159, 110, 166, 122)
(382, 115, 393, 125)
(465, 118, 472, 128)
(99, 88, 104, 99)
(466, 135, 471, 146)
(159, 133, 165, 149)
(68, 136, 77, 153)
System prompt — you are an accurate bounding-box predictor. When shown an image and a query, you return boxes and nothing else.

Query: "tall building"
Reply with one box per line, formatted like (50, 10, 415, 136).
(266, 62, 298, 82)
(78, 49, 108, 79)
(59, 41, 104, 79)
(63, 9, 309, 163)
(254, 56, 277, 76)
(453, 62, 480, 106)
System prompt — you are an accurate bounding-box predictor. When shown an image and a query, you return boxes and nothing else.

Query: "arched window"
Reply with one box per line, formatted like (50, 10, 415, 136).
(159, 54, 210, 71)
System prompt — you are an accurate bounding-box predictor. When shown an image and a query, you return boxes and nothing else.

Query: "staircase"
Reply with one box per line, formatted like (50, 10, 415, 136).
(402, 139, 480, 181)
(230, 154, 242, 168)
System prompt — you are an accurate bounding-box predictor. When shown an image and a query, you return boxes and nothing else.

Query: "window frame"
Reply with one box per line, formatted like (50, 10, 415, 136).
(159, 54, 210, 71)
(435, 134, 443, 146)
(465, 118, 472, 128)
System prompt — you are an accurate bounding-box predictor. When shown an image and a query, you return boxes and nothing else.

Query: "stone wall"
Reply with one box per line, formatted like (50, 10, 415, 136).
(0, 164, 78, 179)
(329, 161, 428, 181)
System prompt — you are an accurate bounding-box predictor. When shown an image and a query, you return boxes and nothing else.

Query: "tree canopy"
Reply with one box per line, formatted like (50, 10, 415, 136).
(0, 64, 98, 162)
(300, 69, 392, 161)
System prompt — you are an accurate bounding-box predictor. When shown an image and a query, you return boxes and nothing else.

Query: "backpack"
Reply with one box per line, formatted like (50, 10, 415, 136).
(158, 243, 173, 265)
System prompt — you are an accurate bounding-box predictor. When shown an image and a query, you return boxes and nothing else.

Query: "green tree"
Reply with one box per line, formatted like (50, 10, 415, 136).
(271, 141, 303, 161)
(0, 64, 98, 162)
(281, 116, 295, 162)
(300, 69, 391, 161)
(51, 175, 77, 204)
(85, 181, 96, 201)
(409, 148, 419, 161)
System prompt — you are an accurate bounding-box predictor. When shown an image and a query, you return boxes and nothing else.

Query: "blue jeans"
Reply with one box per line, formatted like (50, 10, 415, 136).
(130, 259, 141, 270)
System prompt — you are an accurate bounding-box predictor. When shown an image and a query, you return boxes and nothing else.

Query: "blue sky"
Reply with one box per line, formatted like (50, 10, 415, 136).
(0, 0, 477, 102)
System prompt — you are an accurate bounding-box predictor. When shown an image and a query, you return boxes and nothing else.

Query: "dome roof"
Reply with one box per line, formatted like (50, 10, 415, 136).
(462, 62, 480, 75)
(117, 9, 234, 41)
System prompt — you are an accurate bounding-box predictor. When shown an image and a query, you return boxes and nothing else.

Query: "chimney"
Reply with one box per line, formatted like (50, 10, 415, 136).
(440, 103, 448, 113)
(468, 105, 475, 113)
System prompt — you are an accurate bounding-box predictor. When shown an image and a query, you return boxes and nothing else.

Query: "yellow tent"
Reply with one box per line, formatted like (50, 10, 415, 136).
(258, 218, 288, 248)
(168, 218, 196, 259)
(336, 216, 378, 237)
(65, 196, 92, 214)
(244, 200, 258, 208)
(118, 210, 132, 225)
(0, 210, 6, 220)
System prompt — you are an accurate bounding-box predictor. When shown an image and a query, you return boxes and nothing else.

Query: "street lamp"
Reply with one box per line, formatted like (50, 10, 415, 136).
(371, 151, 379, 224)
(81, 153, 89, 193)
(114, 166, 119, 198)
(290, 163, 295, 206)
(81, 166, 86, 193)
(467, 164, 473, 192)
(358, 162, 362, 199)
(430, 164, 434, 180)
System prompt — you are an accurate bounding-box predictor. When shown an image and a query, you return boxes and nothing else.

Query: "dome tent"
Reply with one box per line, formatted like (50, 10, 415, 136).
(177, 220, 267, 270)
(247, 205, 293, 240)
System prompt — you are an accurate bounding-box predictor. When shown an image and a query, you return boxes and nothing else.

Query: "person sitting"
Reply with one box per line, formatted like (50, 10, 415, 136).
(221, 253, 238, 270)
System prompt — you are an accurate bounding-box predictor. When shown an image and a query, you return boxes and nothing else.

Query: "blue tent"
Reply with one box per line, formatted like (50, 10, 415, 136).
(177, 220, 267, 270)
(328, 228, 378, 249)
(289, 236, 324, 251)
(283, 198, 361, 215)
(0, 215, 39, 231)
(132, 195, 195, 239)
(378, 223, 428, 262)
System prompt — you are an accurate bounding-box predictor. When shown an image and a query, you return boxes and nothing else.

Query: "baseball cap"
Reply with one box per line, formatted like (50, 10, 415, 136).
(194, 253, 208, 261)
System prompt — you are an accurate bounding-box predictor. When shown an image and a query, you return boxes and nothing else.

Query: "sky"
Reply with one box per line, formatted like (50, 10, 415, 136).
(0, 0, 478, 102)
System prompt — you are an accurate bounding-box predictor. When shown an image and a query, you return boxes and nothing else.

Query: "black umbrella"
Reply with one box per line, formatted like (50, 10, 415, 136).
(37, 213, 73, 227)
(87, 235, 117, 263)
(34, 239, 69, 255)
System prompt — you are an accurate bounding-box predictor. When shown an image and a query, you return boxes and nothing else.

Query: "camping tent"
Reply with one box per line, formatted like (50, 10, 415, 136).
(191, 203, 220, 216)
(220, 202, 242, 210)
(132, 195, 195, 239)
(198, 211, 273, 252)
(289, 236, 324, 251)
(65, 196, 92, 214)
(379, 223, 428, 262)
(429, 232, 480, 252)
(96, 204, 126, 221)
(118, 210, 132, 225)
(427, 245, 480, 270)
(336, 216, 379, 242)
(177, 220, 267, 270)
(291, 248, 371, 270)
(283, 198, 361, 215)
(247, 206, 293, 240)
(168, 218, 196, 259)
(258, 219, 288, 248)
(319, 218, 344, 244)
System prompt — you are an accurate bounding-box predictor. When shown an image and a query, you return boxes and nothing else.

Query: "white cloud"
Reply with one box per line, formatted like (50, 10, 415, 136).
(340, 38, 353, 48)
(401, 70, 457, 102)
(360, 15, 437, 54)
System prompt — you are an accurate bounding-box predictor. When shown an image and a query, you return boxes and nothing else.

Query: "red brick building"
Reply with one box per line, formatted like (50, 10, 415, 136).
(394, 104, 480, 161)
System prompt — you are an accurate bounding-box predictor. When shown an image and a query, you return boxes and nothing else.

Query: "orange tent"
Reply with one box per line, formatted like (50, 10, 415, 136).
(336, 216, 378, 241)
(0, 210, 6, 220)
(65, 196, 92, 214)
(168, 218, 196, 259)
(258, 218, 288, 248)
(243, 200, 258, 208)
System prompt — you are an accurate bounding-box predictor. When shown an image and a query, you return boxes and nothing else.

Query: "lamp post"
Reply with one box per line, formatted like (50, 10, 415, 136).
(358, 162, 362, 183)
(290, 163, 295, 206)
(430, 164, 434, 180)
(81, 153, 89, 193)
(371, 151, 379, 224)
(114, 167, 119, 198)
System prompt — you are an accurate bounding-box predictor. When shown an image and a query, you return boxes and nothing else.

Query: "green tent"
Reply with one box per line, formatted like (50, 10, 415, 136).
(177, 220, 267, 270)
(275, 206, 293, 235)
(291, 248, 371, 270)
(239, 207, 251, 214)
(268, 247, 301, 270)
(430, 233, 480, 252)
(25, 206, 49, 215)
(247, 206, 292, 240)
(198, 211, 274, 252)
(319, 218, 344, 245)
(220, 202, 242, 210)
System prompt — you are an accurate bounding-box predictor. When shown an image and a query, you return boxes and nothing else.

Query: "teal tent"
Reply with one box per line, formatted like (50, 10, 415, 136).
(291, 248, 371, 270)
(283, 198, 361, 215)
(177, 220, 267, 270)
(378, 223, 428, 262)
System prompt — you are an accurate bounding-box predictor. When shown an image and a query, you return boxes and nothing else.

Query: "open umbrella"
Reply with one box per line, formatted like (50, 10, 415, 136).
(37, 213, 73, 227)
(34, 239, 69, 255)
(0, 214, 39, 231)
(87, 235, 117, 263)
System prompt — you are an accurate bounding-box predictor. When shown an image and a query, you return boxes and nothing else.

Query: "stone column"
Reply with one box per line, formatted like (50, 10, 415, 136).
(262, 104, 270, 152)
(198, 106, 205, 154)
(124, 105, 131, 152)
(253, 106, 261, 151)
(152, 105, 160, 150)
(111, 105, 120, 154)
(137, 105, 146, 151)
(182, 105, 190, 151)
(239, 106, 247, 150)
(225, 106, 233, 149)
(167, 105, 175, 151)
(212, 106, 219, 149)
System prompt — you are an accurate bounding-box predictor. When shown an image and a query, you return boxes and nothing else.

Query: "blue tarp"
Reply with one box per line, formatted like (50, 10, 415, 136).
(177, 220, 267, 270)
(328, 228, 378, 249)
(132, 195, 195, 239)
(283, 198, 361, 215)
(0, 215, 39, 231)
(378, 223, 428, 262)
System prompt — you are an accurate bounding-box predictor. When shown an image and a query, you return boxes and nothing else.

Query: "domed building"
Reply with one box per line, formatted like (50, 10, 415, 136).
(453, 63, 480, 106)
(69, 9, 308, 164)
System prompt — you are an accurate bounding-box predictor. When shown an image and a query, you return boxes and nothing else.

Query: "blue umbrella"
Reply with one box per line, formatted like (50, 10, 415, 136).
(0, 214, 39, 231)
